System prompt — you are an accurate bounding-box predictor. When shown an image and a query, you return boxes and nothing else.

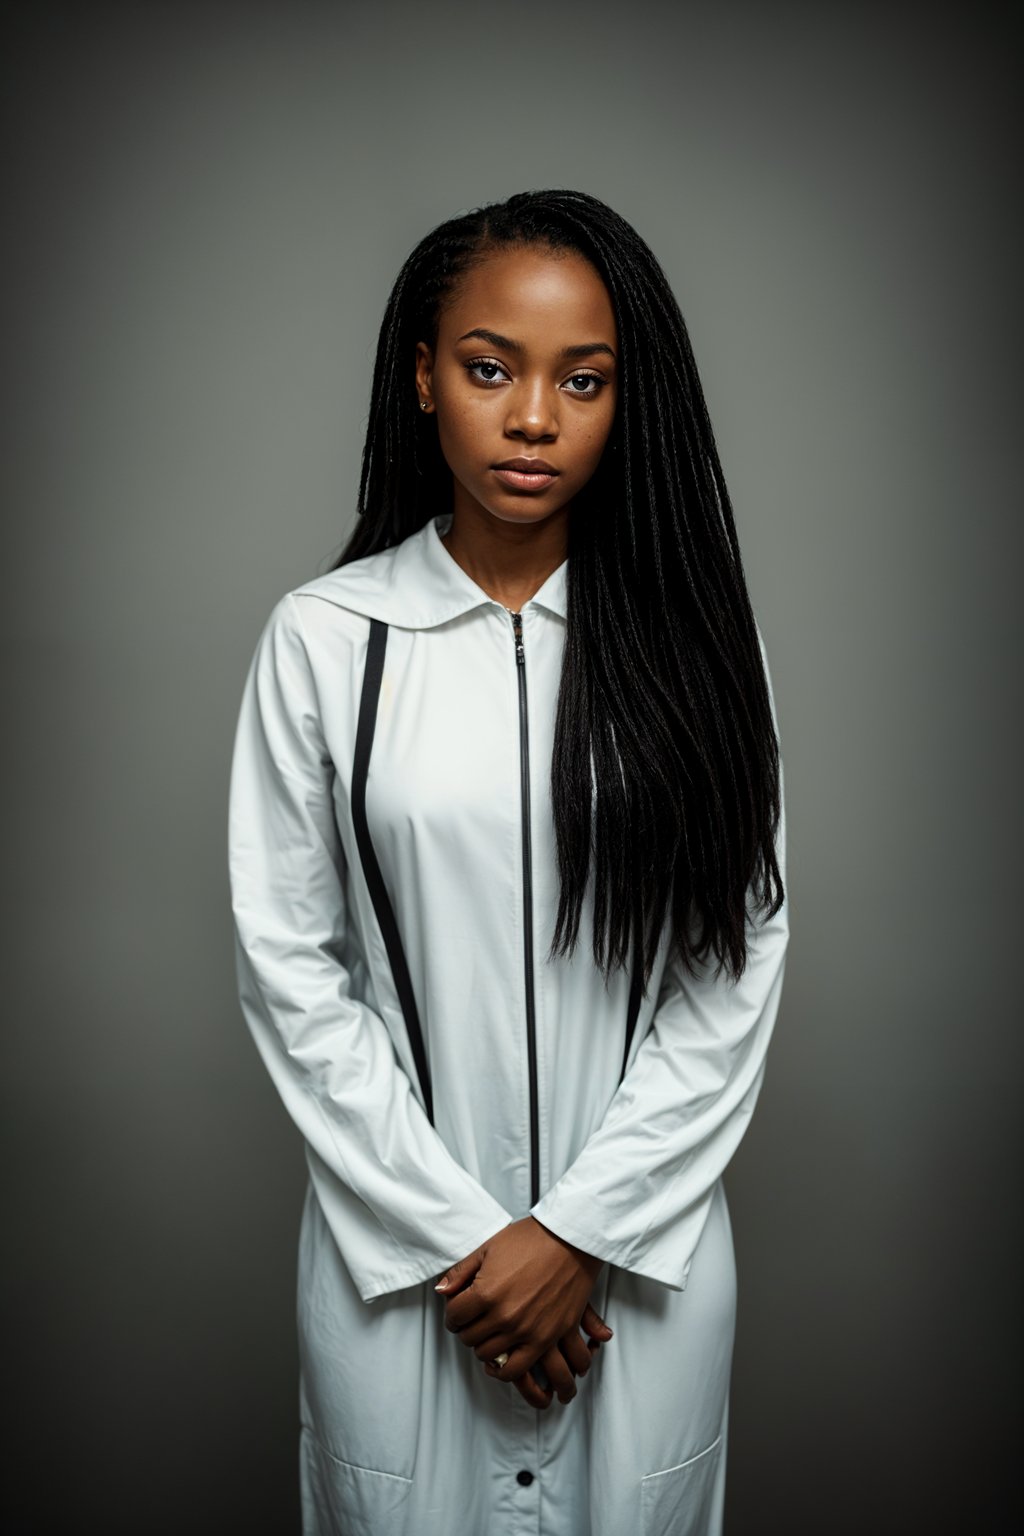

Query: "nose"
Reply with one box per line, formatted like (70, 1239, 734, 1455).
(504, 376, 559, 441)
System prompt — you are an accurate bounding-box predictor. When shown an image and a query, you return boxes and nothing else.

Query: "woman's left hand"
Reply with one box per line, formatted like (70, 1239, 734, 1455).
(434, 1216, 606, 1403)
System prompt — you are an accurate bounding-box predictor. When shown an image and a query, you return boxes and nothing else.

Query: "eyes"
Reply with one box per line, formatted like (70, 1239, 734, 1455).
(463, 357, 608, 399)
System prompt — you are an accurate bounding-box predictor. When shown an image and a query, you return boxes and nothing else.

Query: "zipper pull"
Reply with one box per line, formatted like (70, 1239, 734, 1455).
(510, 610, 525, 665)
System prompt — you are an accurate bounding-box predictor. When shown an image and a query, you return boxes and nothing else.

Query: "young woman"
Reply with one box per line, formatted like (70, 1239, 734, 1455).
(228, 188, 788, 1536)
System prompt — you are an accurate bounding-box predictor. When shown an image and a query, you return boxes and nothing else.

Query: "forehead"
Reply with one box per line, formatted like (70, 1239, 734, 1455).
(439, 245, 617, 344)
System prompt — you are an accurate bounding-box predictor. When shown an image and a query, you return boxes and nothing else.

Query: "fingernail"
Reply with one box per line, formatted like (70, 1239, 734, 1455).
(434, 1281, 448, 1291)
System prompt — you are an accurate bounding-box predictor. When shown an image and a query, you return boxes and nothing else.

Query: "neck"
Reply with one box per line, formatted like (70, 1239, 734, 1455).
(440, 500, 569, 611)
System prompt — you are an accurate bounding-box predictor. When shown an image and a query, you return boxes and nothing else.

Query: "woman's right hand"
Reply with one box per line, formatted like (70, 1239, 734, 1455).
(513, 1302, 613, 1410)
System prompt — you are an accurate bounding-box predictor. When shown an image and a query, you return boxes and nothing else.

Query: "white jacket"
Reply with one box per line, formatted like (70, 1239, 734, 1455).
(227, 509, 789, 1536)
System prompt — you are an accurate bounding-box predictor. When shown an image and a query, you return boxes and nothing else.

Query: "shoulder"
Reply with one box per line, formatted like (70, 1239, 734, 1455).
(247, 514, 451, 677)
(292, 544, 398, 605)
(253, 542, 400, 659)
(288, 538, 415, 633)
(244, 575, 374, 700)
(281, 550, 385, 636)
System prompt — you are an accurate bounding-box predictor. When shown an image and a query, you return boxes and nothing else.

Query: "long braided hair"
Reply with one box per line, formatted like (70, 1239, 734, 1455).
(332, 189, 784, 989)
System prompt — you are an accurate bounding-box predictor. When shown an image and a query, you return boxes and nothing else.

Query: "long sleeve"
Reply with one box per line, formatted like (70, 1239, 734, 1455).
(227, 593, 513, 1303)
(529, 633, 789, 1291)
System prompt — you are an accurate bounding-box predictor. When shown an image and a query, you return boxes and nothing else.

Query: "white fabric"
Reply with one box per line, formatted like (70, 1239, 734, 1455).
(227, 510, 789, 1536)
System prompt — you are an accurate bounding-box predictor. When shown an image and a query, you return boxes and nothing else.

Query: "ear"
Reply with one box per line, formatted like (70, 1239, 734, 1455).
(414, 340, 434, 412)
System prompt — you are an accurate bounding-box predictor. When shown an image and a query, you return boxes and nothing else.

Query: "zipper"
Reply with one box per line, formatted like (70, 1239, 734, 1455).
(508, 608, 541, 1208)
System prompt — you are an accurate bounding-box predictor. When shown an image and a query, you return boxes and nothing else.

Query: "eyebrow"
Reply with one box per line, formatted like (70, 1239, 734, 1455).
(456, 327, 617, 363)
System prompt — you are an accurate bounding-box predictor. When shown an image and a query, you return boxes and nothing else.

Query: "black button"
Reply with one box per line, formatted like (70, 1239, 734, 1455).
(516, 1470, 534, 1486)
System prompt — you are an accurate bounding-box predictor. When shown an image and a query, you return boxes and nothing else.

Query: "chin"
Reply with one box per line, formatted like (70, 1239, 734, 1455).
(488, 503, 565, 525)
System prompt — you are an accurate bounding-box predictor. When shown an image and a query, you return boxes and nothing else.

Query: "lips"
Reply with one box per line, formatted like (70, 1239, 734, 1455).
(492, 457, 560, 492)
(494, 458, 559, 474)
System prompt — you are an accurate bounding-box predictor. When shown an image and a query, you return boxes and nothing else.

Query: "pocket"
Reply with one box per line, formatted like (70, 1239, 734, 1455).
(300, 1425, 413, 1536)
(297, 1179, 425, 1482)
(640, 1433, 723, 1536)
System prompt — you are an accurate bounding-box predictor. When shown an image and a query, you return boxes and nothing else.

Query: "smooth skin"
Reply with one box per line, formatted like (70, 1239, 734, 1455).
(435, 1220, 612, 1412)
(416, 244, 620, 1410)
(414, 242, 619, 612)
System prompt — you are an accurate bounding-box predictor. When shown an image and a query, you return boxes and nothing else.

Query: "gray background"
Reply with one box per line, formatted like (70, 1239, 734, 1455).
(3, 2, 1020, 1531)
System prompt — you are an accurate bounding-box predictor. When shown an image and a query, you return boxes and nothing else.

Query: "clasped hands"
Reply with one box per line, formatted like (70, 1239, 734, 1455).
(433, 1215, 612, 1410)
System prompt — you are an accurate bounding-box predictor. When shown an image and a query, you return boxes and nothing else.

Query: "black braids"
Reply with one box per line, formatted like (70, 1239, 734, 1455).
(331, 189, 784, 989)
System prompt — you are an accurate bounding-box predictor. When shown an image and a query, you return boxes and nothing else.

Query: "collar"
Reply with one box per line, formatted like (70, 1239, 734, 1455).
(293, 512, 568, 629)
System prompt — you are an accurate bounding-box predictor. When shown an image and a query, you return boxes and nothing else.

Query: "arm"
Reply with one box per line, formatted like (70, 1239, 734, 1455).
(227, 593, 513, 1303)
(529, 633, 789, 1291)
(438, 856, 787, 1394)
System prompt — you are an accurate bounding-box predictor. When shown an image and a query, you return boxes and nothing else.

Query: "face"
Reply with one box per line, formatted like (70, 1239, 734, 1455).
(415, 244, 619, 530)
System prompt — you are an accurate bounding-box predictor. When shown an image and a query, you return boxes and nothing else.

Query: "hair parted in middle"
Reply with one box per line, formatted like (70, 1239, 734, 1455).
(332, 188, 784, 992)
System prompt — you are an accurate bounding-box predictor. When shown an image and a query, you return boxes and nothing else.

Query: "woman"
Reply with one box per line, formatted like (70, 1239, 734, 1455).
(228, 188, 788, 1536)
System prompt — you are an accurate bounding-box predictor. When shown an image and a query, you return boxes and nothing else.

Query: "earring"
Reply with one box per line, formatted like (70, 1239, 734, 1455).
(419, 400, 429, 412)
